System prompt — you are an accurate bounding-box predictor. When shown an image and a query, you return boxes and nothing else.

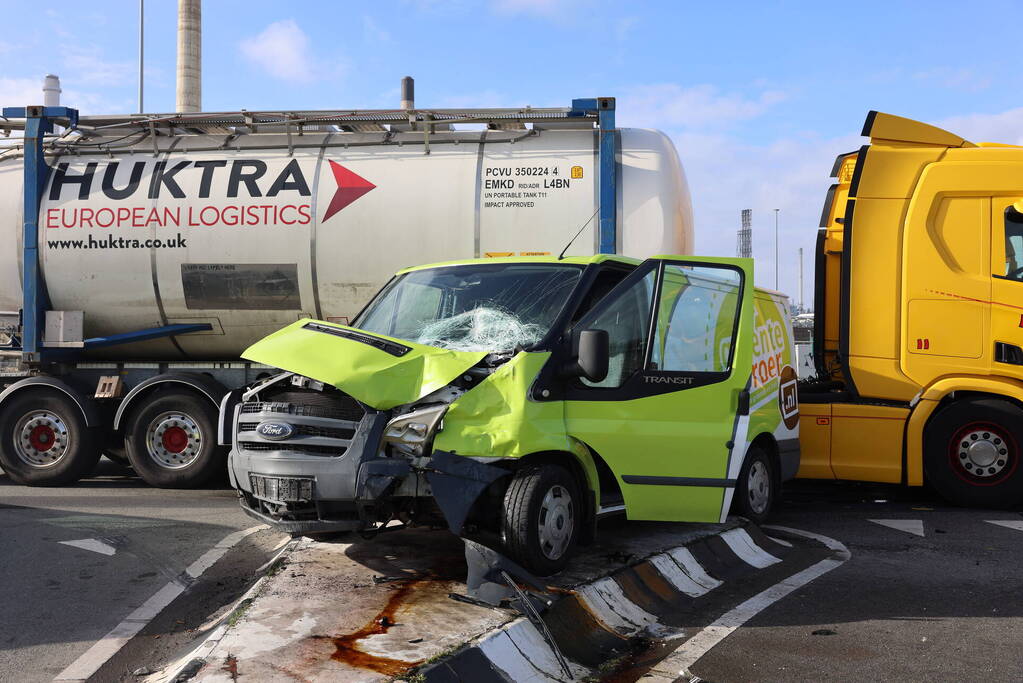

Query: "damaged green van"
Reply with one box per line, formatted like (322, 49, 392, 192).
(225, 254, 799, 573)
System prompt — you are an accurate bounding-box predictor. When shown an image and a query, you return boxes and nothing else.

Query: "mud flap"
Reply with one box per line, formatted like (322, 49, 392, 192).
(425, 450, 509, 535)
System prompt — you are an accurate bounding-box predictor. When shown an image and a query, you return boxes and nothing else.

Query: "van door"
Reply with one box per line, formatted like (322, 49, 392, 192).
(562, 256, 754, 522)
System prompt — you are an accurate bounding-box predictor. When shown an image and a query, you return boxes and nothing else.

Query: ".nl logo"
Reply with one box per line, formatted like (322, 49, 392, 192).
(256, 422, 295, 441)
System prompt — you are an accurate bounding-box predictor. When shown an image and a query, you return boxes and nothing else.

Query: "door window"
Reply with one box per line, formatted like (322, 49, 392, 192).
(580, 269, 657, 388)
(650, 265, 741, 372)
(1003, 207, 1023, 282)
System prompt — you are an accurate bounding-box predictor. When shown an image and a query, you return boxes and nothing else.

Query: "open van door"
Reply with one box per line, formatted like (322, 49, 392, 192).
(563, 256, 754, 523)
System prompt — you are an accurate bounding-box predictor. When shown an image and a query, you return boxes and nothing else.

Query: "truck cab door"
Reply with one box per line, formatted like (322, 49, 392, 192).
(562, 256, 754, 523)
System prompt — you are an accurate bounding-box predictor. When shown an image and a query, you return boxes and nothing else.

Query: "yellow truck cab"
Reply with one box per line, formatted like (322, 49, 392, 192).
(802, 111, 1023, 507)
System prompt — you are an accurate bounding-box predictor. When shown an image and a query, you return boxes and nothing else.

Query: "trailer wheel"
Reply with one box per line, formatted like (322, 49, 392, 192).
(501, 464, 580, 575)
(733, 445, 776, 524)
(124, 390, 225, 488)
(0, 391, 100, 486)
(924, 398, 1023, 508)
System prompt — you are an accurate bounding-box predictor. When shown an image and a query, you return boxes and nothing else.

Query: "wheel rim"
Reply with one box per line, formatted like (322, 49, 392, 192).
(949, 422, 1018, 486)
(145, 411, 202, 469)
(13, 410, 70, 468)
(746, 460, 771, 515)
(537, 484, 574, 561)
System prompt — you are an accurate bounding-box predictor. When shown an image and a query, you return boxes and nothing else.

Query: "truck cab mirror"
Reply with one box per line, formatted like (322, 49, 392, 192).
(566, 329, 609, 382)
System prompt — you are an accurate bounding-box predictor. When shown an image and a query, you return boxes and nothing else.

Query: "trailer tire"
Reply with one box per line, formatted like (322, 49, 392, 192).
(124, 390, 225, 488)
(501, 464, 580, 576)
(924, 398, 1023, 508)
(0, 391, 100, 486)
(733, 445, 776, 524)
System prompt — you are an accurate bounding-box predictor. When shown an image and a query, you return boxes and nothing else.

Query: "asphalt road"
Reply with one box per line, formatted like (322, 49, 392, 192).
(0, 458, 283, 683)
(688, 480, 1023, 683)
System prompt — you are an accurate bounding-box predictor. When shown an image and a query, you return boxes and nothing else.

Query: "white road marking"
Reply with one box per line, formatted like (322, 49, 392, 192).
(767, 535, 793, 548)
(869, 519, 925, 537)
(577, 577, 661, 635)
(649, 554, 716, 598)
(666, 547, 722, 593)
(986, 520, 1023, 532)
(646, 526, 850, 680)
(53, 525, 266, 682)
(720, 528, 781, 569)
(58, 538, 117, 556)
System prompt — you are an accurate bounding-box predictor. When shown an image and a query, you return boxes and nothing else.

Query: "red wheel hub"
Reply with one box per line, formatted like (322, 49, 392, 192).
(161, 426, 189, 454)
(28, 424, 56, 452)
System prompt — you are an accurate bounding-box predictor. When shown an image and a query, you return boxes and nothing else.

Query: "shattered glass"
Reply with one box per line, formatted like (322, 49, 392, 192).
(355, 263, 583, 352)
(413, 306, 545, 352)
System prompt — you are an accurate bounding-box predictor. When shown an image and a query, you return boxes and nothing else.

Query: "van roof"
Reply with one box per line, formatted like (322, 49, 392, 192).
(397, 254, 641, 273)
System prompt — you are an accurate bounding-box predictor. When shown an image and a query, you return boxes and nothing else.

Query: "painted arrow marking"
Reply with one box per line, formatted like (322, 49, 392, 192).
(869, 519, 925, 537)
(59, 538, 117, 556)
(986, 520, 1023, 532)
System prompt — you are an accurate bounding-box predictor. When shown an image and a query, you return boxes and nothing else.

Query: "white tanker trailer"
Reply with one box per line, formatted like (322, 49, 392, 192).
(0, 97, 694, 488)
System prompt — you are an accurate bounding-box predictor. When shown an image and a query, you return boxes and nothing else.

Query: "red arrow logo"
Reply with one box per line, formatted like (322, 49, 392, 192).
(321, 161, 375, 222)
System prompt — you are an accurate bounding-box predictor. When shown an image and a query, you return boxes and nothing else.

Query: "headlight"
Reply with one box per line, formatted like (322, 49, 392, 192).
(383, 404, 448, 457)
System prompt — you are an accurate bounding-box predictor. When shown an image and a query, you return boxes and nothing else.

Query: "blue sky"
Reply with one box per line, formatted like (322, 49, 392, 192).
(3, 0, 1021, 301)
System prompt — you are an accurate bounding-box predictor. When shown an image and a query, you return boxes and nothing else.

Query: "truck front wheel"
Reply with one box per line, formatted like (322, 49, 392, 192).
(125, 390, 225, 488)
(501, 464, 580, 576)
(0, 391, 100, 486)
(924, 398, 1023, 508)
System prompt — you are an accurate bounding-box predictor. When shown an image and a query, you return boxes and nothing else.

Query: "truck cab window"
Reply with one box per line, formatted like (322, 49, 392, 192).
(1004, 207, 1023, 282)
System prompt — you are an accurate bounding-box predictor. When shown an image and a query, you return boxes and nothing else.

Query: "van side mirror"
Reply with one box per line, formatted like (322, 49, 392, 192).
(572, 329, 610, 382)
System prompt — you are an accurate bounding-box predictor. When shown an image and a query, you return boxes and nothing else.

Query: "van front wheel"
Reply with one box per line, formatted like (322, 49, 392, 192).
(501, 464, 580, 576)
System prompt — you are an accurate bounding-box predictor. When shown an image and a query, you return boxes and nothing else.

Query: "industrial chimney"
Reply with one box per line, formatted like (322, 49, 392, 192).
(401, 76, 415, 110)
(176, 0, 201, 113)
(42, 75, 61, 107)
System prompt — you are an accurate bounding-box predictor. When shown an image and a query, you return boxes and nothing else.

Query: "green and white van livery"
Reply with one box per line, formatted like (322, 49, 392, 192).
(226, 254, 798, 573)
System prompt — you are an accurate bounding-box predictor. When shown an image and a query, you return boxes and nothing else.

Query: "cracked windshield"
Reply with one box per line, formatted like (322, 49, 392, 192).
(354, 263, 582, 352)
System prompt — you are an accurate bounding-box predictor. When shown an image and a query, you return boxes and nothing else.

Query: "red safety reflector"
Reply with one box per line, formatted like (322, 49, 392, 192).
(1018, 314, 1023, 328)
(816, 417, 831, 426)
(924, 339, 930, 350)
(916, 339, 923, 349)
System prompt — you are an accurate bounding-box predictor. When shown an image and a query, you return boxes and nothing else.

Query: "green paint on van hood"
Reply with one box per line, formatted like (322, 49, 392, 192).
(241, 319, 487, 410)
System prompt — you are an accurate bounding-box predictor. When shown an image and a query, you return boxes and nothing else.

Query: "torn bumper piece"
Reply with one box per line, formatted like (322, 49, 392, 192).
(427, 450, 510, 535)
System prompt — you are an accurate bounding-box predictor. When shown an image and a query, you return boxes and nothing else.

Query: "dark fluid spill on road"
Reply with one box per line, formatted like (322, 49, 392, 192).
(312, 579, 427, 677)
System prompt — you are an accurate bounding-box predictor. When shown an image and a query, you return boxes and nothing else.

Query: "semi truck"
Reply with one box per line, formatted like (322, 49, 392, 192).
(802, 111, 1023, 508)
(0, 97, 694, 488)
(224, 254, 799, 574)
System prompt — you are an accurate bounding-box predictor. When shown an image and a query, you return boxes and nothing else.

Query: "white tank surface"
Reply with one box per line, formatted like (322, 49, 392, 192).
(0, 118, 693, 359)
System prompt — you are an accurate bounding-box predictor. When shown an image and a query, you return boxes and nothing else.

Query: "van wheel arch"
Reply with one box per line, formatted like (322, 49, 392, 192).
(510, 451, 597, 544)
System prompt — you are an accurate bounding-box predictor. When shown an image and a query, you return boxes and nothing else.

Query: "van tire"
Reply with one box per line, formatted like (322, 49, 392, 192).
(0, 391, 100, 486)
(125, 390, 225, 488)
(502, 464, 580, 576)
(733, 445, 776, 524)
(924, 398, 1023, 508)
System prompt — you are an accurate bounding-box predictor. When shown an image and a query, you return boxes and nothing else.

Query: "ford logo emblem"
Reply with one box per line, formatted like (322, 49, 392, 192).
(256, 422, 294, 441)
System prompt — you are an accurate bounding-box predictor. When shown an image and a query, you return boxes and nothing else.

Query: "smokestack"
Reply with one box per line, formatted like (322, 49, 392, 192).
(43, 75, 61, 107)
(176, 0, 201, 113)
(401, 76, 414, 110)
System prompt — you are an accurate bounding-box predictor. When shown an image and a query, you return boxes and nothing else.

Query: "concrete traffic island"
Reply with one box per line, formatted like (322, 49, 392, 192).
(153, 519, 841, 682)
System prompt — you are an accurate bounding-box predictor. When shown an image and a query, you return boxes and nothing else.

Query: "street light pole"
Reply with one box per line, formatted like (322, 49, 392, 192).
(138, 0, 144, 114)
(774, 208, 780, 290)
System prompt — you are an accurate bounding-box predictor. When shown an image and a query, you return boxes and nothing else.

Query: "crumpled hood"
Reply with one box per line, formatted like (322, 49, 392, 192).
(241, 319, 487, 410)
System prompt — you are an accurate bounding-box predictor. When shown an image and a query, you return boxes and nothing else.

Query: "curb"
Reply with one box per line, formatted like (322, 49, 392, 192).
(147, 536, 301, 683)
(415, 523, 813, 682)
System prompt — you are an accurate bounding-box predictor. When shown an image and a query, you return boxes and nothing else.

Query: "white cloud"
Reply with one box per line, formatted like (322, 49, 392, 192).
(61, 46, 135, 87)
(914, 67, 991, 93)
(621, 83, 787, 130)
(363, 16, 393, 43)
(239, 20, 319, 84)
(937, 108, 1023, 145)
